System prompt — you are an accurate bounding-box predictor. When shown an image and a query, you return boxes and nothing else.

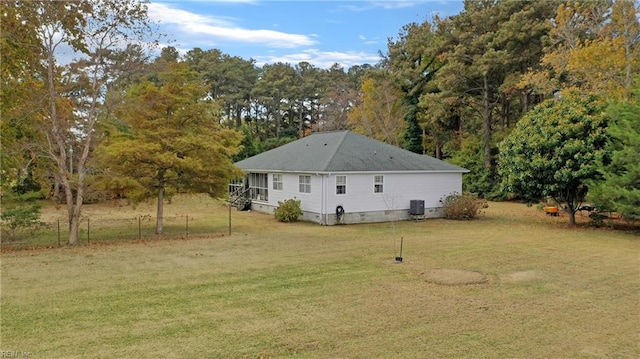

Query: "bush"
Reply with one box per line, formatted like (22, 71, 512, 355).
(440, 192, 488, 220)
(1, 191, 48, 240)
(274, 199, 303, 222)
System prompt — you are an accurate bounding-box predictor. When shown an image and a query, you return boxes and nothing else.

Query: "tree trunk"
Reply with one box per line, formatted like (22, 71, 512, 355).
(298, 101, 304, 137)
(235, 107, 242, 129)
(562, 191, 578, 226)
(275, 110, 281, 139)
(156, 171, 165, 234)
(482, 74, 492, 169)
(68, 203, 83, 245)
(568, 210, 576, 226)
(45, 42, 80, 245)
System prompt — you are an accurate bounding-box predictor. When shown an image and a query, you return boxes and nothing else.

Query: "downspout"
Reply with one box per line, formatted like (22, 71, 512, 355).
(320, 173, 328, 225)
(322, 174, 327, 225)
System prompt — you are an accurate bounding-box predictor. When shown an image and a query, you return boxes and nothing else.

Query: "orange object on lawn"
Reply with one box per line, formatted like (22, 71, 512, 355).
(544, 206, 559, 216)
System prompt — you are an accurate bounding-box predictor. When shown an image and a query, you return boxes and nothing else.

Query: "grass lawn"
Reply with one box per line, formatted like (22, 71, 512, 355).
(1, 197, 638, 358)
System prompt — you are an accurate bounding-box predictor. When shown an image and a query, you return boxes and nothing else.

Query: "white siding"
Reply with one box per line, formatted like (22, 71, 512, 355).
(325, 172, 462, 214)
(249, 171, 462, 225)
(267, 173, 323, 213)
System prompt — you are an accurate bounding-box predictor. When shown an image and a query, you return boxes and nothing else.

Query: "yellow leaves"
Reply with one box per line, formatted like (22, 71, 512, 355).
(519, 0, 639, 100)
(566, 37, 630, 100)
(347, 77, 404, 146)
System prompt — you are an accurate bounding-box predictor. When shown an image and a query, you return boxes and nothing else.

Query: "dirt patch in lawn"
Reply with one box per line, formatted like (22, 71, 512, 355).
(420, 269, 488, 285)
(499, 270, 542, 283)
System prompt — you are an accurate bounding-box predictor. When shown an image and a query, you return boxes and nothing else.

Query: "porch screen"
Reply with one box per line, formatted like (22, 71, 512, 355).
(250, 173, 268, 201)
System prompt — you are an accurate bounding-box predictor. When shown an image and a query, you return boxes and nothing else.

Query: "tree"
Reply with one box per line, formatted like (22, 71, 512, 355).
(251, 63, 297, 139)
(318, 63, 364, 132)
(348, 74, 404, 146)
(588, 86, 640, 219)
(520, 0, 639, 100)
(0, 2, 44, 190)
(439, 0, 554, 169)
(385, 21, 443, 154)
(498, 92, 609, 225)
(185, 48, 258, 128)
(98, 59, 243, 234)
(3, 0, 157, 245)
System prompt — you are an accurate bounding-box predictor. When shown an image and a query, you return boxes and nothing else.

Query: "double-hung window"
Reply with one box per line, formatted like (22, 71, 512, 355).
(336, 175, 346, 195)
(299, 175, 311, 193)
(272, 174, 283, 191)
(374, 175, 384, 193)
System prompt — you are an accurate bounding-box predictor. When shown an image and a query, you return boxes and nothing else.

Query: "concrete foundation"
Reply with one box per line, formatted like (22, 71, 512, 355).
(250, 202, 445, 225)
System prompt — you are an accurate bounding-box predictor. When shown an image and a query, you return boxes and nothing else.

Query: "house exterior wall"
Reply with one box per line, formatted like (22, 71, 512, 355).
(248, 172, 323, 218)
(247, 171, 462, 225)
(321, 172, 460, 225)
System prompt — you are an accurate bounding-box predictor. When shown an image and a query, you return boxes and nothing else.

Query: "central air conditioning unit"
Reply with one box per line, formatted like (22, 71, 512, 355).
(409, 200, 425, 215)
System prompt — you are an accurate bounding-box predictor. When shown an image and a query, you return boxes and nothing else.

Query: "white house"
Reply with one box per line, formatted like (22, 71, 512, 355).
(232, 131, 468, 225)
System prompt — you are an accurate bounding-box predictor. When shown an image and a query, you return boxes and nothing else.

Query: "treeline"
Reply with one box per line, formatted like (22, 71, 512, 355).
(2, 0, 639, 243)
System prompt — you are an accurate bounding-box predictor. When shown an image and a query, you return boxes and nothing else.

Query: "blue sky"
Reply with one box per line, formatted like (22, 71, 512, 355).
(148, 0, 465, 68)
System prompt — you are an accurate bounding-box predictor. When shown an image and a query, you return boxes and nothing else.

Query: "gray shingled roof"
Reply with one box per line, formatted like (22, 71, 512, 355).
(235, 131, 468, 173)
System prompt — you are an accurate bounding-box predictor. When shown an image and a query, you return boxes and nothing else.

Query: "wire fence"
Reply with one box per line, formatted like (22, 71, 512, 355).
(1, 214, 229, 250)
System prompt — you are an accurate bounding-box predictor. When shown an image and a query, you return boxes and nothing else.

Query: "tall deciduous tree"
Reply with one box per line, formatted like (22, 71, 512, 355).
(0, 2, 47, 192)
(318, 63, 364, 131)
(99, 59, 243, 234)
(348, 74, 404, 146)
(520, 0, 639, 100)
(3, 0, 156, 245)
(499, 92, 609, 225)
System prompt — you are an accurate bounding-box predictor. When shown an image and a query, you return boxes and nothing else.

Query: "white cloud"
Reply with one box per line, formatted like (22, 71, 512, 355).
(371, 1, 422, 10)
(340, 0, 445, 12)
(358, 34, 380, 46)
(252, 48, 381, 69)
(148, 3, 316, 48)
(148, 3, 235, 27)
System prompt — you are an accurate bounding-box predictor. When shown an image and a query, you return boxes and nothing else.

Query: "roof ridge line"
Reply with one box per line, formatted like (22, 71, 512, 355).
(320, 130, 349, 171)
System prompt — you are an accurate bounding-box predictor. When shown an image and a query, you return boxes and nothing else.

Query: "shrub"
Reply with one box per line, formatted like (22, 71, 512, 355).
(1, 191, 48, 240)
(440, 192, 488, 220)
(274, 199, 303, 222)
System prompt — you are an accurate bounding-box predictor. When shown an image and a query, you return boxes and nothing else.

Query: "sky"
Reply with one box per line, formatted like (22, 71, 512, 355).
(147, 0, 465, 69)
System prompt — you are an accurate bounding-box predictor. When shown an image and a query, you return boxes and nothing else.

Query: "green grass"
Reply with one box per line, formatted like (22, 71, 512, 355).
(1, 197, 639, 358)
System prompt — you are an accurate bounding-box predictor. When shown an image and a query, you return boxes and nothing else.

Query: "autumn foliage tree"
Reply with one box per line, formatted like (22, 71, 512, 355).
(1, 0, 157, 245)
(348, 74, 404, 146)
(520, 0, 639, 100)
(98, 58, 243, 234)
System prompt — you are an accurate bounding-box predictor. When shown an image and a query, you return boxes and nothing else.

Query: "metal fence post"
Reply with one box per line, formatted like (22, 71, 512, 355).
(87, 218, 90, 245)
(57, 220, 60, 247)
(138, 215, 141, 240)
(186, 215, 189, 237)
